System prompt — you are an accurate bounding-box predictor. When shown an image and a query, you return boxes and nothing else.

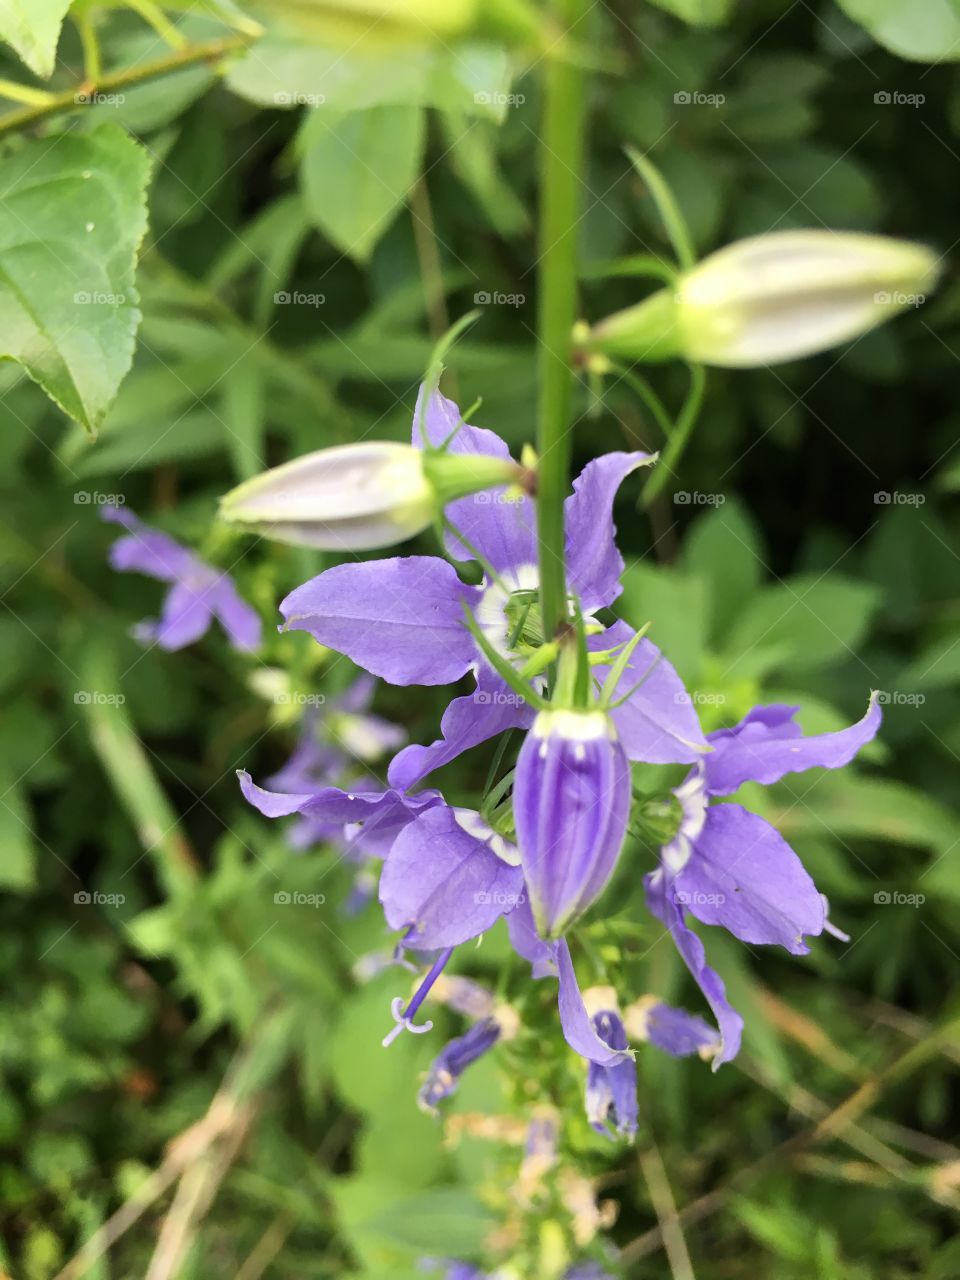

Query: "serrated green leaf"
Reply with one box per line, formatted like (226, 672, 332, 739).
(0, 0, 71, 78)
(0, 125, 150, 432)
(299, 105, 425, 262)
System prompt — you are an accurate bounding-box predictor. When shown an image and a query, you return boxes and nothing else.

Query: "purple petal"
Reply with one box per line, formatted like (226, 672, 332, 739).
(631, 1000, 721, 1058)
(412, 386, 537, 575)
(554, 940, 632, 1067)
(379, 807, 525, 950)
(592, 621, 708, 764)
(388, 669, 534, 790)
(238, 769, 440, 826)
(337, 672, 377, 714)
(280, 557, 478, 686)
(674, 803, 824, 954)
(565, 452, 651, 611)
(143, 581, 216, 650)
(644, 870, 743, 1068)
(704, 695, 882, 796)
(211, 577, 261, 651)
(103, 507, 196, 583)
(506, 895, 557, 979)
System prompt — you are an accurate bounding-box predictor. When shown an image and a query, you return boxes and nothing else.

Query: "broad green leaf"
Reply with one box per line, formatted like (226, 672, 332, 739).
(299, 106, 425, 262)
(0, 0, 71, 78)
(724, 575, 881, 675)
(0, 125, 150, 432)
(836, 0, 960, 62)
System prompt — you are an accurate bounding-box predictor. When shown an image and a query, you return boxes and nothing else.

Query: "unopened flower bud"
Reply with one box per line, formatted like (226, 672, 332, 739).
(220, 441, 522, 551)
(584, 230, 940, 368)
(514, 710, 631, 939)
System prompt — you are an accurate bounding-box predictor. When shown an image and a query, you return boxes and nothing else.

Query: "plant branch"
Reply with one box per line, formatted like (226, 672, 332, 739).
(0, 34, 252, 138)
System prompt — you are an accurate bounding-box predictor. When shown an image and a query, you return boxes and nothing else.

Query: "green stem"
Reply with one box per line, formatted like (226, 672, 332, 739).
(74, 13, 103, 83)
(642, 362, 706, 506)
(0, 34, 252, 138)
(536, 0, 589, 649)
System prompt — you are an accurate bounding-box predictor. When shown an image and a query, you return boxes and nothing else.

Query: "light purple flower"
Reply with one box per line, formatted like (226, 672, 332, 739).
(514, 709, 631, 939)
(277, 387, 706, 788)
(580, 990, 638, 1140)
(624, 997, 721, 1059)
(645, 696, 882, 1066)
(101, 505, 260, 652)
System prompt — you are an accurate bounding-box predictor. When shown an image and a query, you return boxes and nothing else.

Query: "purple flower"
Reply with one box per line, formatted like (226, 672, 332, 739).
(101, 505, 260, 652)
(645, 696, 882, 1066)
(277, 387, 706, 788)
(514, 709, 631, 938)
(580, 988, 638, 1140)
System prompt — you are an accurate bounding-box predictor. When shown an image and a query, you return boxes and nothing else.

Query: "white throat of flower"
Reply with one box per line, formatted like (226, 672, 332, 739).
(660, 762, 709, 875)
(473, 561, 541, 667)
(453, 807, 521, 867)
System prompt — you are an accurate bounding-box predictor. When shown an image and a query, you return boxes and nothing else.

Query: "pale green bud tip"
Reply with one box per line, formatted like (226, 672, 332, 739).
(220, 442, 434, 552)
(582, 230, 941, 369)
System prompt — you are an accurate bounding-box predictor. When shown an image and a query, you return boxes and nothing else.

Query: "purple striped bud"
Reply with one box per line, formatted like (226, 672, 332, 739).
(514, 710, 631, 939)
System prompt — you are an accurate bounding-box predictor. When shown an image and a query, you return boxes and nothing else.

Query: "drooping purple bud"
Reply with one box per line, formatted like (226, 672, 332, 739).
(583, 987, 638, 1140)
(418, 1017, 503, 1113)
(514, 710, 631, 938)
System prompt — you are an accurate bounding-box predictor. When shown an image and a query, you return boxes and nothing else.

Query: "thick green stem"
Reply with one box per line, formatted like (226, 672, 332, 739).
(536, 3, 589, 648)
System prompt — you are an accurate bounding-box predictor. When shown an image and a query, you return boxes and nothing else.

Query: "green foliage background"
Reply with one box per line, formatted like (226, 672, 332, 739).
(1, 1, 960, 1277)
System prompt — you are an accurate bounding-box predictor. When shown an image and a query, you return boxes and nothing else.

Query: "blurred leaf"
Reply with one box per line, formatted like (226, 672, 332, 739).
(724, 575, 881, 674)
(299, 105, 425, 262)
(645, 0, 733, 27)
(0, 125, 150, 431)
(836, 0, 960, 61)
(618, 562, 708, 682)
(0, 0, 70, 77)
(682, 496, 765, 638)
(226, 36, 511, 115)
(0, 770, 34, 890)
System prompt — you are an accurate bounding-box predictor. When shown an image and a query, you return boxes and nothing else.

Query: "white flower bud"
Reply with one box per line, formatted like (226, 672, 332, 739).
(585, 230, 940, 369)
(220, 442, 435, 551)
(220, 440, 526, 552)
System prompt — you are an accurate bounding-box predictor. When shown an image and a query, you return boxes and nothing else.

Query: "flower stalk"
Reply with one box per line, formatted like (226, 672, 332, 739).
(536, 0, 589, 653)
